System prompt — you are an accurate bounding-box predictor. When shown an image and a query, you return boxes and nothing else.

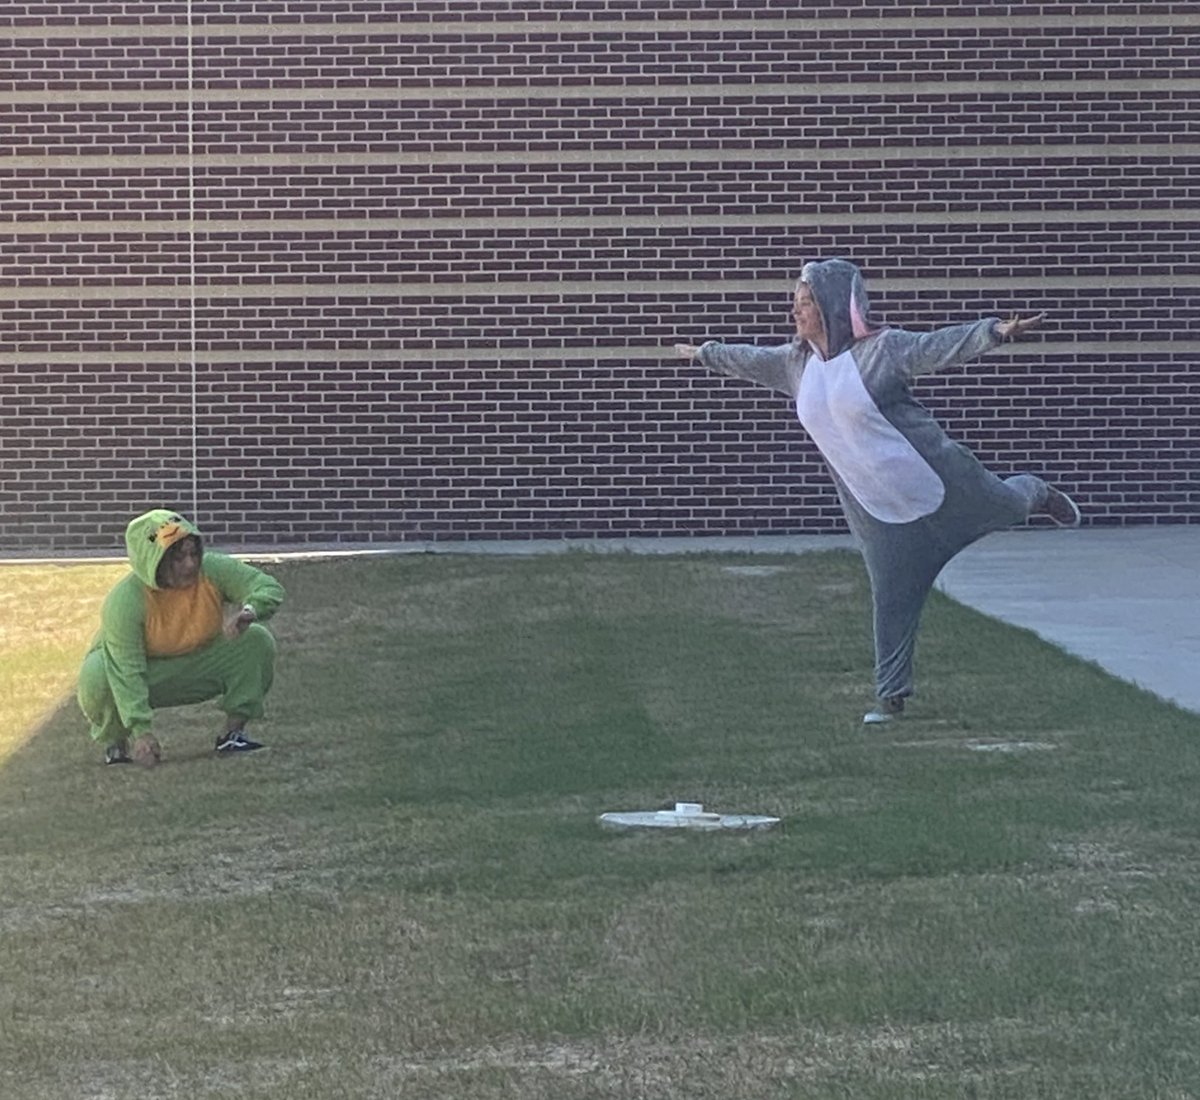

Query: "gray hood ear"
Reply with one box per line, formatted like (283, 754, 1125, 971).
(798, 258, 880, 357)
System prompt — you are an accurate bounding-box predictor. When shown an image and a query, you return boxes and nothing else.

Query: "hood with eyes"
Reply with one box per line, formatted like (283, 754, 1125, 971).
(124, 509, 203, 589)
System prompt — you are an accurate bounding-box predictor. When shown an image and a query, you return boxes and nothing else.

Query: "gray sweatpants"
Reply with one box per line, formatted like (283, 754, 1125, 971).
(856, 473, 1046, 702)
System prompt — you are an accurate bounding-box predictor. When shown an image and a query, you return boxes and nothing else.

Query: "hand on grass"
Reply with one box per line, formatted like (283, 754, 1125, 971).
(132, 734, 161, 768)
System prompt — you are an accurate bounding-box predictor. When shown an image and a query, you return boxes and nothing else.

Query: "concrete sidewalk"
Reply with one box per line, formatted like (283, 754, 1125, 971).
(936, 526, 1200, 715)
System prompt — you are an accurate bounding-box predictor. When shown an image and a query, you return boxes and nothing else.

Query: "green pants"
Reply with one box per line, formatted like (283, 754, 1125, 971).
(78, 624, 277, 745)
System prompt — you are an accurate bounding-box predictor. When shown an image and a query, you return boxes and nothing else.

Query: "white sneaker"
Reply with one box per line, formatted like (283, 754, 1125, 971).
(863, 698, 905, 725)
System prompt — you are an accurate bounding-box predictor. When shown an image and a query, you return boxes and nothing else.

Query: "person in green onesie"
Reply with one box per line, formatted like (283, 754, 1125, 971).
(77, 508, 286, 767)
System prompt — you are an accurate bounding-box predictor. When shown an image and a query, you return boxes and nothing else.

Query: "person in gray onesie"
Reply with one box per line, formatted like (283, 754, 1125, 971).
(675, 257, 1080, 725)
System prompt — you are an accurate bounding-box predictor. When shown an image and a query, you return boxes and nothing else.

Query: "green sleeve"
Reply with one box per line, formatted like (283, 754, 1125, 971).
(98, 577, 154, 737)
(202, 552, 286, 621)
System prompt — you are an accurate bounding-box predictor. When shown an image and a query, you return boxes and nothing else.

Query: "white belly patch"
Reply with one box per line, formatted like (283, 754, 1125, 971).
(796, 351, 944, 523)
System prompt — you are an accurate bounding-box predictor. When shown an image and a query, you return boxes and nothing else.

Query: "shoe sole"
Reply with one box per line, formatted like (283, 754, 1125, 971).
(1046, 488, 1082, 527)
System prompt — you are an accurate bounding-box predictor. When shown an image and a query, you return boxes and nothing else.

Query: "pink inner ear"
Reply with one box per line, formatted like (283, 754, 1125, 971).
(850, 293, 872, 339)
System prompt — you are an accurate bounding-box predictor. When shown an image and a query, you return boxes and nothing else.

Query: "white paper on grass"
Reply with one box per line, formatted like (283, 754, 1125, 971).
(598, 802, 780, 833)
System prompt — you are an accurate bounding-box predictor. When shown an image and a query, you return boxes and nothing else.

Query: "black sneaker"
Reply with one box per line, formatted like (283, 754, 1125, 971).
(215, 729, 266, 754)
(104, 740, 132, 765)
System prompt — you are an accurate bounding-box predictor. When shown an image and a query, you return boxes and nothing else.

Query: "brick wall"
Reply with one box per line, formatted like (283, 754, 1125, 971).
(1, 2, 1197, 551)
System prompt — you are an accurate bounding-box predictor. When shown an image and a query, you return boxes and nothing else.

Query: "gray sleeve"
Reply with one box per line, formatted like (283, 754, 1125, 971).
(890, 319, 1003, 378)
(695, 341, 800, 397)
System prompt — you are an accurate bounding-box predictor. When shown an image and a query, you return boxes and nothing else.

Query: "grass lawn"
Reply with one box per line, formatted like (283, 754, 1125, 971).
(2, 549, 1199, 1099)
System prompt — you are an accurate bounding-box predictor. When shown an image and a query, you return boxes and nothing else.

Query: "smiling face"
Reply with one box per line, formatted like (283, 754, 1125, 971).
(791, 283, 827, 351)
(156, 535, 202, 589)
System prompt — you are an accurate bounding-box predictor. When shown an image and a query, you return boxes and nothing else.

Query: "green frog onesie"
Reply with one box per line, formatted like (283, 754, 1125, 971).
(78, 509, 285, 761)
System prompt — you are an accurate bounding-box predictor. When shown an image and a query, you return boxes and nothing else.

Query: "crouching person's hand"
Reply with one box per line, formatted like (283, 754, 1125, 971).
(132, 734, 162, 768)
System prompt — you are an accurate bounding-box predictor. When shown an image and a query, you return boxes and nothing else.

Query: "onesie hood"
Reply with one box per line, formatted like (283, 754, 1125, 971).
(124, 509, 203, 589)
(798, 258, 883, 358)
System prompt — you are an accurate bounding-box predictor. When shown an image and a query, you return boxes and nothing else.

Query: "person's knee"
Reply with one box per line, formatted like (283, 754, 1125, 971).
(76, 649, 113, 719)
(239, 622, 277, 667)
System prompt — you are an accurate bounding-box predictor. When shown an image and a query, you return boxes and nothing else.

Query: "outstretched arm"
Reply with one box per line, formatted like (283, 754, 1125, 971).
(902, 313, 1044, 378)
(674, 340, 800, 397)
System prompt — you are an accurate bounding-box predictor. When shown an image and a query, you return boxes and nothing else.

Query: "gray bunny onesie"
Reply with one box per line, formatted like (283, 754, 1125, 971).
(695, 258, 1071, 720)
